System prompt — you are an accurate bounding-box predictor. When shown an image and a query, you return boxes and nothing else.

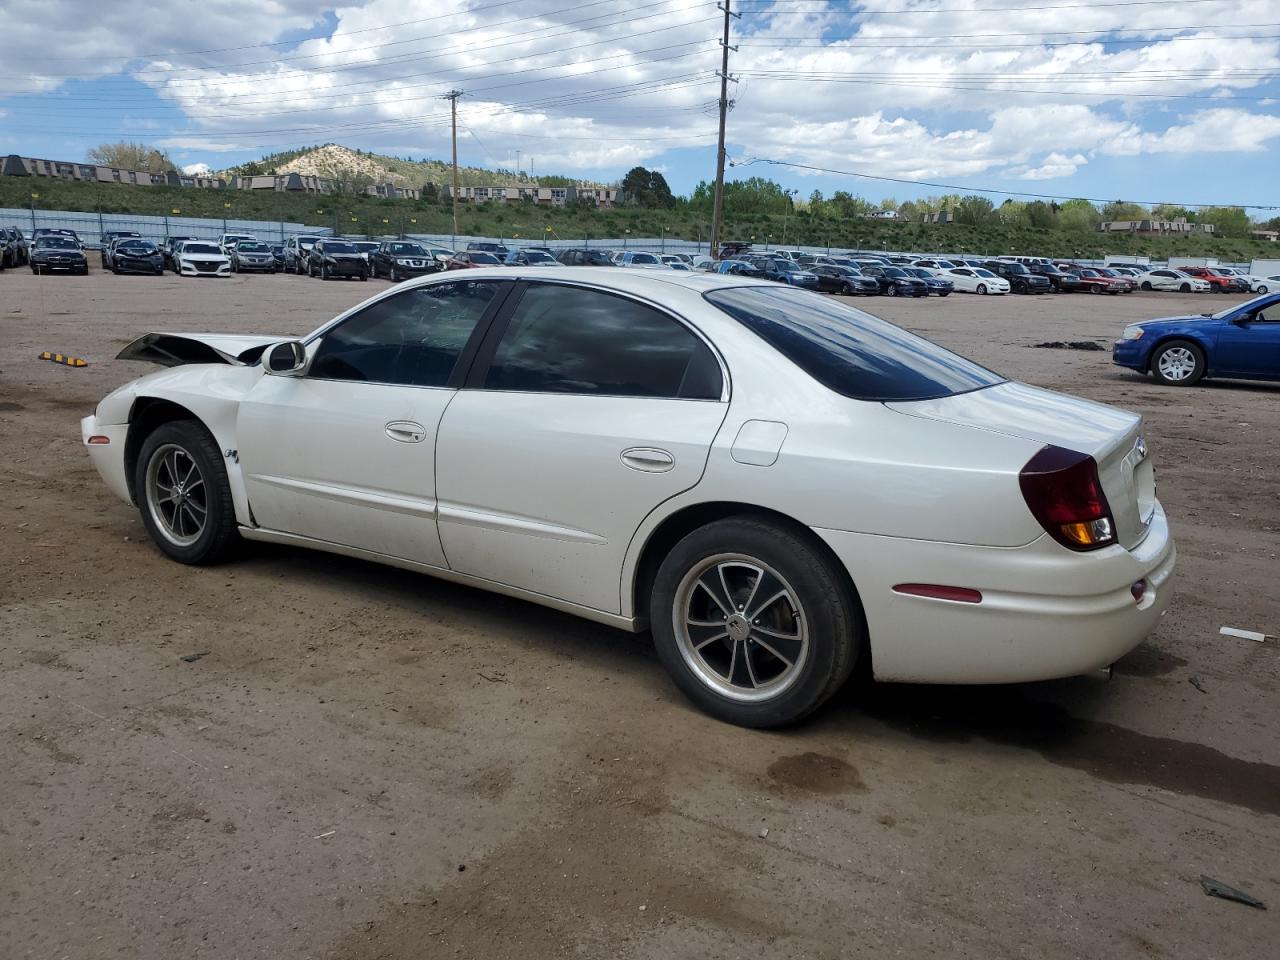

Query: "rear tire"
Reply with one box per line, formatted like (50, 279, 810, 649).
(134, 420, 240, 565)
(1150, 339, 1206, 387)
(649, 517, 861, 728)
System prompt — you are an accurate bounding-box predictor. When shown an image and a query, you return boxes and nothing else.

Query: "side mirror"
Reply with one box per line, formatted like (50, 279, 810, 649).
(264, 341, 307, 376)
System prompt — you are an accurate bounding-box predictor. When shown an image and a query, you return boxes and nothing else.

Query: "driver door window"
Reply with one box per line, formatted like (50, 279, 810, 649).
(311, 280, 498, 387)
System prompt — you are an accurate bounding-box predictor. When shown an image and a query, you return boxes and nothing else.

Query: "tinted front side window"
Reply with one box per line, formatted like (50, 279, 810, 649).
(485, 284, 721, 399)
(705, 286, 1004, 402)
(311, 281, 498, 387)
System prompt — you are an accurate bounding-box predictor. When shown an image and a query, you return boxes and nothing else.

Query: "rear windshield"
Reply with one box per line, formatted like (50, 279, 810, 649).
(704, 286, 1005, 402)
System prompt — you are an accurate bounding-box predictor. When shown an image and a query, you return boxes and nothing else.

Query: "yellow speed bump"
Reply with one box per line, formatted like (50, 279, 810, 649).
(39, 351, 88, 367)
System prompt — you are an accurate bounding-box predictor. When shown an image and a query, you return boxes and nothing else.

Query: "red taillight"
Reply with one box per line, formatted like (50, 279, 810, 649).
(1018, 444, 1116, 551)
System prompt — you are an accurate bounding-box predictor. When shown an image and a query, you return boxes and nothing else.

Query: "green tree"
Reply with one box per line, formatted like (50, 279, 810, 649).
(1101, 201, 1148, 221)
(620, 167, 675, 208)
(1195, 206, 1251, 238)
(1058, 198, 1101, 233)
(86, 141, 177, 173)
(955, 195, 997, 226)
(1151, 204, 1190, 221)
(1025, 201, 1056, 229)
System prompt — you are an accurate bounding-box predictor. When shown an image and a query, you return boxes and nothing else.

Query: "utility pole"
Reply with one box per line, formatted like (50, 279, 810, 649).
(444, 89, 464, 246)
(709, 0, 738, 259)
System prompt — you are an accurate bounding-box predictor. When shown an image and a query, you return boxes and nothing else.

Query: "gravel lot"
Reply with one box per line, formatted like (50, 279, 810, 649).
(2, 269, 1277, 960)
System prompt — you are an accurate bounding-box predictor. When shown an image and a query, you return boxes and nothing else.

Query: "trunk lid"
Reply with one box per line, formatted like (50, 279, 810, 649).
(887, 382, 1155, 549)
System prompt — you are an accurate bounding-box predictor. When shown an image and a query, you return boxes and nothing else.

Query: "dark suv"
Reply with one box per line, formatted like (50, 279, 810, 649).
(307, 239, 368, 280)
(555, 248, 614, 266)
(371, 240, 441, 280)
(981, 260, 1051, 294)
(1029, 262, 1080, 293)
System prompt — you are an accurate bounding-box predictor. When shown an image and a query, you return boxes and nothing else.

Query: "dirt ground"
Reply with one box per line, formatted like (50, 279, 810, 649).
(1, 268, 1277, 960)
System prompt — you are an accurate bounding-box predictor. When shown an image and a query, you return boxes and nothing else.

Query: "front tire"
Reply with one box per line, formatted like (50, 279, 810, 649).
(976, 283, 987, 295)
(1179, 282, 1190, 293)
(1150, 339, 1206, 387)
(1141, 281, 1153, 291)
(887, 284, 899, 297)
(650, 517, 861, 728)
(135, 420, 239, 564)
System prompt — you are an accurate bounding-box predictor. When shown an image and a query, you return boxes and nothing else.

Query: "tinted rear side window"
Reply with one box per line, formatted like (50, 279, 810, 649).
(485, 283, 722, 399)
(704, 286, 1003, 402)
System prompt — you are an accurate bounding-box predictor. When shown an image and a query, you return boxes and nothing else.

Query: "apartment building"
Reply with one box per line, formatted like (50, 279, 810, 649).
(1099, 217, 1216, 235)
(440, 182, 620, 207)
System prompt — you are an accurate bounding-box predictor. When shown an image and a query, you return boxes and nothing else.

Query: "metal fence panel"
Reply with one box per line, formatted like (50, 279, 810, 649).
(0, 207, 330, 248)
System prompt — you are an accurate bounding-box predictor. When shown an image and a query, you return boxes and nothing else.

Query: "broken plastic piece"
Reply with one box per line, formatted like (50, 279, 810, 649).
(1220, 627, 1266, 643)
(1200, 875, 1266, 909)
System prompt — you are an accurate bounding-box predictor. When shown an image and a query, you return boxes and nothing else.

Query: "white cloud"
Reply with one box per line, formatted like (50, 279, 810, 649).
(1, 0, 1277, 186)
(1008, 153, 1089, 181)
(180, 161, 211, 175)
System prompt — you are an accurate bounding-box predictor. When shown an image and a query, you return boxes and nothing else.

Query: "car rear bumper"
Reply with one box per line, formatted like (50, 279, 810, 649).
(80, 415, 133, 505)
(815, 504, 1176, 684)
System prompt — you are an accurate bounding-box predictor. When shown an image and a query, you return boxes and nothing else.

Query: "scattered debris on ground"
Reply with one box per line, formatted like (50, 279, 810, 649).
(1029, 341, 1108, 351)
(1220, 627, 1266, 643)
(1200, 875, 1267, 909)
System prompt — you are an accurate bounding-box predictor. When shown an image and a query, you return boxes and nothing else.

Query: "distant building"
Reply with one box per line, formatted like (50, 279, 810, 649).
(2, 153, 226, 188)
(1250, 229, 1278, 243)
(1, 153, 419, 198)
(871, 209, 899, 220)
(439, 182, 620, 208)
(1099, 217, 1215, 236)
(919, 211, 955, 224)
(230, 172, 419, 199)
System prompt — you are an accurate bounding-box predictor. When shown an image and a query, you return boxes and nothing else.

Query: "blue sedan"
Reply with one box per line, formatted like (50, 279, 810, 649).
(1113, 293, 1280, 386)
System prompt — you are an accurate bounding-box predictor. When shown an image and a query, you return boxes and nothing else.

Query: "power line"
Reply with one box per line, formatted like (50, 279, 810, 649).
(34, 0, 711, 88)
(732, 155, 1279, 210)
(736, 72, 1280, 101)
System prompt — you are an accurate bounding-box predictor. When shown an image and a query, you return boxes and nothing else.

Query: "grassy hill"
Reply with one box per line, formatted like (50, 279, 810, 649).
(220, 143, 578, 189)
(3, 174, 1276, 261)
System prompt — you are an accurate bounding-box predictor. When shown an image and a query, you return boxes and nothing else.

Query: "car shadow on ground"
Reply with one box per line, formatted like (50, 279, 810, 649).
(232, 540, 1280, 819)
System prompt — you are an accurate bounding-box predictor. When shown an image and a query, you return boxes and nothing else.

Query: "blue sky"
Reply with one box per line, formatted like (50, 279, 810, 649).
(2, 0, 1279, 214)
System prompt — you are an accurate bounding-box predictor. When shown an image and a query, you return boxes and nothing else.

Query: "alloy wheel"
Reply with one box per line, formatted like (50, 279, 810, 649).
(673, 554, 810, 703)
(145, 443, 208, 547)
(1157, 346, 1198, 382)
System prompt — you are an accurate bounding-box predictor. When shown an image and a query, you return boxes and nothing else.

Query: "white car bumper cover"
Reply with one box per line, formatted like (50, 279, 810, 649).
(815, 503, 1175, 684)
(81, 416, 133, 505)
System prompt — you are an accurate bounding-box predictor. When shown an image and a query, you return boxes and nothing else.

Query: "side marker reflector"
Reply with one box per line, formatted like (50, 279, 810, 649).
(87, 435, 111, 445)
(893, 583, 983, 604)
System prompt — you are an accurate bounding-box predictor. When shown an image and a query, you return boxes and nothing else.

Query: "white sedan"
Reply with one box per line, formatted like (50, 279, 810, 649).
(945, 266, 1010, 294)
(1215, 268, 1276, 293)
(81, 269, 1174, 727)
(1134, 269, 1210, 293)
(176, 241, 231, 278)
